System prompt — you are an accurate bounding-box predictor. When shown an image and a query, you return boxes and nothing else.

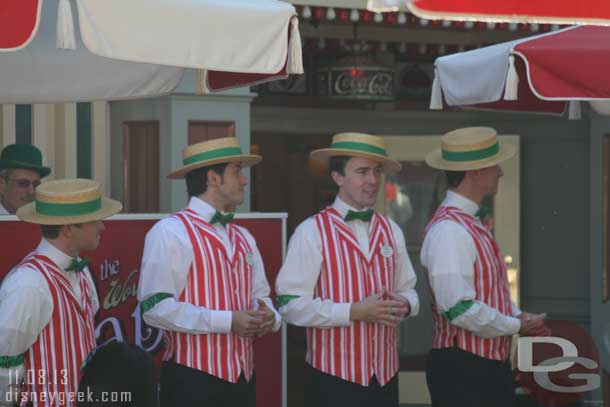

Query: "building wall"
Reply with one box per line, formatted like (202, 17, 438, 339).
(589, 112, 610, 402)
(110, 97, 171, 210)
(110, 72, 255, 213)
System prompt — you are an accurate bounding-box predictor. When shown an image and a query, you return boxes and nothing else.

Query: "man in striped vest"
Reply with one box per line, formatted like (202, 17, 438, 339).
(421, 127, 550, 407)
(138, 137, 281, 407)
(0, 179, 122, 407)
(276, 133, 420, 407)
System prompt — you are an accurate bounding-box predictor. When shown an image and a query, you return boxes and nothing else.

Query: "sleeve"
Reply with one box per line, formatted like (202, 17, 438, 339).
(390, 221, 419, 318)
(421, 221, 520, 338)
(247, 232, 281, 332)
(0, 269, 53, 406)
(511, 301, 522, 317)
(275, 219, 352, 328)
(137, 219, 232, 335)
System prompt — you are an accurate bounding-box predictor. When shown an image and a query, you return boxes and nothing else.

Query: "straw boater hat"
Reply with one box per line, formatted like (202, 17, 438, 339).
(310, 132, 401, 173)
(168, 137, 262, 179)
(17, 179, 122, 225)
(425, 127, 515, 171)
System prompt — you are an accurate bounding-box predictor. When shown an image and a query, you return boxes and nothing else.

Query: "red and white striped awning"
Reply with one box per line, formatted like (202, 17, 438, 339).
(0, 0, 303, 103)
(430, 25, 610, 117)
(407, 0, 610, 25)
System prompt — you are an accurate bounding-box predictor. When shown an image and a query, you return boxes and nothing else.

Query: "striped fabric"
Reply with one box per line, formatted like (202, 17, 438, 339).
(164, 209, 254, 383)
(424, 206, 513, 361)
(308, 208, 399, 386)
(19, 254, 96, 407)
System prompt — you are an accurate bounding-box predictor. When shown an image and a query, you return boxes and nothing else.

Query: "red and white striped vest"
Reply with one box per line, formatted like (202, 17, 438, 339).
(308, 208, 399, 386)
(424, 206, 513, 361)
(163, 209, 254, 383)
(18, 254, 96, 407)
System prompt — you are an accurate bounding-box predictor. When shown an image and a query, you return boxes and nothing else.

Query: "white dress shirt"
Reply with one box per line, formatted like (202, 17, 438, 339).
(276, 196, 420, 328)
(137, 197, 281, 335)
(0, 202, 9, 215)
(420, 190, 521, 339)
(0, 239, 99, 406)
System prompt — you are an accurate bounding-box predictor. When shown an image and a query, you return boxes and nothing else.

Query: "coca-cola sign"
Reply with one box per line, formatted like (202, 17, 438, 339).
(318, 66, 394, 101)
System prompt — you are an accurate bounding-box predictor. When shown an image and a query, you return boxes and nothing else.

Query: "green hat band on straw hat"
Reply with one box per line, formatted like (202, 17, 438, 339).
(182, 146, 243, 166)
(36, 197, 102, 216)
(442, 142, 499, 162)
(330, 141, 388, 157)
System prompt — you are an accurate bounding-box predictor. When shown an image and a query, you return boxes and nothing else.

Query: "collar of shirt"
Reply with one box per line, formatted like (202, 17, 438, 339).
(0, 201, 9, 215)
(36, 239, 75, 271)
(187, 196, 233, 255)
(187, 196, 220, 223)
(331, 196, 373, 220)
(443, 190, 479, 217)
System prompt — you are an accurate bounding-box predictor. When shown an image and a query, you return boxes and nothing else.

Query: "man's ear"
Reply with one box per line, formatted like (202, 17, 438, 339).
(59, 225, 73, 239)
(330, 170, 344, 187)
(206, 169, 221, 189)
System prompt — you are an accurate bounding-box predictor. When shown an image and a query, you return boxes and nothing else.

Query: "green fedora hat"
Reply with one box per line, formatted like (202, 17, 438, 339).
(0, 144, 51, 177)
(310, 132, 401, 174)
(425, 127, 515, 171)
(168, 137, 262, 179)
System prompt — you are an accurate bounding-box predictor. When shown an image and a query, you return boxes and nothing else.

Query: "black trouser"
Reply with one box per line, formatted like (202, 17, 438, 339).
(426, 347, 515, 407)
(304, 363, 399, 407)
(160, 361, 256, 407)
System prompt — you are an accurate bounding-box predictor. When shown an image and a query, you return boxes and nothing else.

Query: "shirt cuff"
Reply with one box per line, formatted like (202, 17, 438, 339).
(505, 316, 521, 335)
(332, 303, 352, 327)
(400, 291, 420, 319)
(210, 310, 233, 334)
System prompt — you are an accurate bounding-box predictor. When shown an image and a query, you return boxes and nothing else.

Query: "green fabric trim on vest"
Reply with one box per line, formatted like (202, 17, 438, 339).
(441, 142, 499, 162)
(0, 354, 25, 368)
(277, 295, 300, 308)
(182, 146, 243, 166)
(443, 300, 475, 321)
(140, 293, 173, 315)
(36, 197, 102, 216)
(331, 141, 388, 157)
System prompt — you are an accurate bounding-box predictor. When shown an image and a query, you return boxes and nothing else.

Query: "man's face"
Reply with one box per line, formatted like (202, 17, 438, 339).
(218, 162, 248, 208)
(0, 168, 41, 214)
(69, 220, 105, 252)
(332, 156, 383, 210)
(473, 164, 504, 197)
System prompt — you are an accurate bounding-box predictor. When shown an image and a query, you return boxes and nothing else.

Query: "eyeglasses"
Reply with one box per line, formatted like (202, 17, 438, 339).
(5, 178, 41, 189)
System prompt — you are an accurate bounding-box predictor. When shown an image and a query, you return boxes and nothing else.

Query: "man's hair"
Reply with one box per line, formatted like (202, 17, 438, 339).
(185, 163, 229, 197)
(445, 170, 466, 188)
(40, 224, 83, 239)
(328, 156, 351, 177)
(40, 224, 63, 239)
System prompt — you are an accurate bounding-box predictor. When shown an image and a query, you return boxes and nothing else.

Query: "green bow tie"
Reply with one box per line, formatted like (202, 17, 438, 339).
(210, 211, 234, 226)
(344, 209, 374, 222)
(66, 257, 89, 272)
(475, 204, 492, 221)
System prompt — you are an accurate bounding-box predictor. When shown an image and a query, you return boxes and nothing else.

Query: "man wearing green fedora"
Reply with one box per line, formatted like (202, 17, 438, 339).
(0, 144, 51, 215)
(276, 132, 419, 407)
(0, 178, 121, 407)
(421, 127, 550, 407)
(138, 137, 281, 407)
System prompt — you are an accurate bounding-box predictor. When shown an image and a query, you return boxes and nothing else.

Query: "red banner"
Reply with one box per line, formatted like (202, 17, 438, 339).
(0, 214, 286, 407)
